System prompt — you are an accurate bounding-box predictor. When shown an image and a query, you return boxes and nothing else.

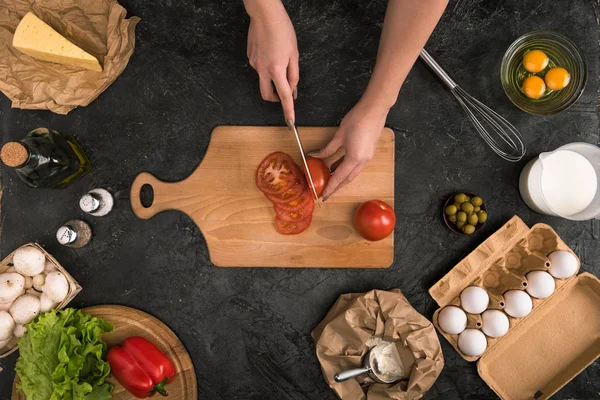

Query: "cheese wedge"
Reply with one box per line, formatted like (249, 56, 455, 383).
(13, 12, 102, 72)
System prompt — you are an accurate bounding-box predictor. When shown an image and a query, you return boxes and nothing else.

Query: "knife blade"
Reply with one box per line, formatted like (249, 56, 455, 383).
(286, 120, 321, 207)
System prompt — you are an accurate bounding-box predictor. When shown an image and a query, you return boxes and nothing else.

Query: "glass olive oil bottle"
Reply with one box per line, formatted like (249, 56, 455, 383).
(0, 128, 91, 189)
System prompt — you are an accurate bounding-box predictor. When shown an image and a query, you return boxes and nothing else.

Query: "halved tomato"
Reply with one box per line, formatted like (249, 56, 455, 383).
(267, 164, 306, 204)
(303, 157, 330, 197)
(275, 196, 314, 222)
(256, 152, 297, 195)
(275, 216, 312, 235)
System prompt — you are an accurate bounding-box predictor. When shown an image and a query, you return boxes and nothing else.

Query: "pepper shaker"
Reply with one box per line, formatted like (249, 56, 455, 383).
(79, 188, 114, 216)
(56, 220, 92, 248)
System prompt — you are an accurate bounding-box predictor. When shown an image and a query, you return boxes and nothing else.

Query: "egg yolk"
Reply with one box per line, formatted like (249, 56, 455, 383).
(544, 67, 571, 90)
(523, 50, 549, 73)
(522, 76, 546, 99)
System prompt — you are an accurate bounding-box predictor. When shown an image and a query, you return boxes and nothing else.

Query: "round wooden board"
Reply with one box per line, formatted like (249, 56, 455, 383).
(12, 305, 197, 400)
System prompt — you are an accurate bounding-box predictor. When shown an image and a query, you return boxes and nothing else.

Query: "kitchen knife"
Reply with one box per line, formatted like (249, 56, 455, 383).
(286, 120, 321, 207)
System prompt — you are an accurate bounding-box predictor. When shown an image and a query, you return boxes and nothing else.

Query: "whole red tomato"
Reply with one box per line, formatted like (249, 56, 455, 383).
(304, 157, 330, 197)
(354, 200, 396, 241)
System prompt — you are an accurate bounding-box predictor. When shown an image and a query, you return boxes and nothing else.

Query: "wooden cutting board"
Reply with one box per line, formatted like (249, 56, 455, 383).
(12, 305, 197, 400)
(131, 126, 395, 268)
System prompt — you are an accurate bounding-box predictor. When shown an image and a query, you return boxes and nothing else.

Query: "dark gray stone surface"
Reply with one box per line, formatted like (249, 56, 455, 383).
(1, 0, 599, 399)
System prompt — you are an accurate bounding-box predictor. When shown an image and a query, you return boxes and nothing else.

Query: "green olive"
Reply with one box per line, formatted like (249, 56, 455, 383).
(454, 193, 467, 203)
(477, 211, 488, 223)
(456, 220, 466, 229)
(465, 195, 471, 203)
(461, 202, 474, 214)
(445, 205, 458, 216)
(448, 214, 457, 223)
(457, 211, 467, 222)
(471, 196, 483, 207)
(468, 214, 479, 225)
(462, 224, 476, 235)
(474, 206, 481, 213)
(453, 202, 462, 210)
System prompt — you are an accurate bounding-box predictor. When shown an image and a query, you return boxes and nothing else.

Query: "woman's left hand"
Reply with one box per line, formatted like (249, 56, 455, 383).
(308, 101, 388, 201)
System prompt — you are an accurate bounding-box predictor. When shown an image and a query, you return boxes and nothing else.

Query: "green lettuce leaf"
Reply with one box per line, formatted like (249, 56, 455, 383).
(15, 308, 114, 400)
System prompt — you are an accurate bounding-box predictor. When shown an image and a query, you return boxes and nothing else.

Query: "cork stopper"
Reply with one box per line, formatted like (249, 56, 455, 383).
(1, 142, 28, 167)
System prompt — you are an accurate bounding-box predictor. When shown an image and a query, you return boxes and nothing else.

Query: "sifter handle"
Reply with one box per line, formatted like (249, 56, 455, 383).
(334, 367, 371, 382)
(419, 49, 458, 90)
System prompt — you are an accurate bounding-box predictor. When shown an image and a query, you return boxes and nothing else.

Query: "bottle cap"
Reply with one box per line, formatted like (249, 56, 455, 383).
(56, 225, 78, 245)
(80, 194, 101, 213)
(0, 142, 28, 167)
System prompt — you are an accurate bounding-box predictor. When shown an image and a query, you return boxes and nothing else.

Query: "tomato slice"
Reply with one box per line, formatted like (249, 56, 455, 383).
(256, 152, 297, 195)
(274, 187, 313, 212)
(275, 195, 314, 222)
(274, 215, 312, 235)
(267, 164, 306, 204)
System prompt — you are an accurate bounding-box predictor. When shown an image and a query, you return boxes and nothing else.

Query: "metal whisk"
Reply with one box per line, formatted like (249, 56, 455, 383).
(420, 49, 526, 162)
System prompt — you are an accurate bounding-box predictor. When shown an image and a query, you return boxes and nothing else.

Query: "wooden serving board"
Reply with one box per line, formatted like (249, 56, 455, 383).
(131, 126, 395, 268)
(12, 305, 197, 400)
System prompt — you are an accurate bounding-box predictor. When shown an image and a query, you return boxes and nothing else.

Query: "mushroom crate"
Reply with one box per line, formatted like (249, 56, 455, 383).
(0, 243, 81, 357)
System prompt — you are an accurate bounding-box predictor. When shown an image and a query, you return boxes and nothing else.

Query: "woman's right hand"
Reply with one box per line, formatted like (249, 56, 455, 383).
(244, 0, 299, 123)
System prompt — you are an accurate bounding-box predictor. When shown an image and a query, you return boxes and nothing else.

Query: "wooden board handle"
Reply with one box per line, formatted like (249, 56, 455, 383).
(130, 172, 174, 220)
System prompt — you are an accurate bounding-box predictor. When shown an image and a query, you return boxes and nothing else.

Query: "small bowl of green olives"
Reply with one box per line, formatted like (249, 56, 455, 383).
(443, 192, 488, 235)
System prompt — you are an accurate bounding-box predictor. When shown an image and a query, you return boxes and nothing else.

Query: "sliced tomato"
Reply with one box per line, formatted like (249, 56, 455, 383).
(303, 157, 330, 198)
(267, 164, 306, 204)
(256, 152, 297, 195)
(275, 215, 312, 235)
(274, 187, 314, 212)
(275, 195, 314, 222)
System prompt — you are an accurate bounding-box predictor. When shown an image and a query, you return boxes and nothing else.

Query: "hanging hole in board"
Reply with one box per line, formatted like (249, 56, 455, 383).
(500, 302, 505, 307)
(140, 184, 154, 208)
(476, 322, 482, 327)
(545, 262, 551, 268)
(522, 281, 528, 287)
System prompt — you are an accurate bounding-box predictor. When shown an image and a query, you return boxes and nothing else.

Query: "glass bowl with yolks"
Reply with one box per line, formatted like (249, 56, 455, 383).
(501, 31, 587, 115)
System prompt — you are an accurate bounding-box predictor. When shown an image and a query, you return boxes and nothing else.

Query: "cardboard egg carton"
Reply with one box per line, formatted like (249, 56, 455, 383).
(0, 243, 82, 358)
(429, 216, 600, 400)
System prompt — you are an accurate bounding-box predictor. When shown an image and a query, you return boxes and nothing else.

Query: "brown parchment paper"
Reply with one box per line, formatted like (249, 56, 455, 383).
(0, 0, 140, 114)
(312, 289, 444, 400)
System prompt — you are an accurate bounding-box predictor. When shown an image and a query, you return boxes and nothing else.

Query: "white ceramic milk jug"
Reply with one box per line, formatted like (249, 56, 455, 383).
(519, 143, 600, 220)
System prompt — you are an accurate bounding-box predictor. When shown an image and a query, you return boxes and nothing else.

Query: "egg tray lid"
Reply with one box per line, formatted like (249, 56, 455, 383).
(429, 216, 600, 400)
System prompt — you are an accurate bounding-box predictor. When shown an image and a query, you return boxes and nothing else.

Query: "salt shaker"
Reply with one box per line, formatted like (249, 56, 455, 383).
(79, 188, 114, 216)
(56, 220, 92, 248)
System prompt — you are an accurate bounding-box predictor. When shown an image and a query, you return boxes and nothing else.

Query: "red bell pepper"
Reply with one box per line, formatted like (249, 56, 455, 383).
(107, 336, 177, 398)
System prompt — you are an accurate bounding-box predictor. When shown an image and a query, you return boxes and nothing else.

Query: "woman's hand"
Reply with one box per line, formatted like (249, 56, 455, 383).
(245, 0, 299, 123)
(309, 101, 388, 201)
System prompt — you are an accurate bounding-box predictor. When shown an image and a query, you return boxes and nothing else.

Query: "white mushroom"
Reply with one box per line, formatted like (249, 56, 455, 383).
(0, 311, 15, 341)
(24, 276, 33, 289)
(25, 288, 41, 298)
(39, 292, 58, 313)
(32, 274, 46, 291)
(13, 247, 45, 277)
(10, 295, 40, 325)
(13, 324, 27, 338)
(0, 302, 11, 312)
(0, 273, 25, 304)
(0, 335, 12, 348)
(6, 266, 16, 273)
(43, 272, 69, 303)
(44, 261, 58, 274)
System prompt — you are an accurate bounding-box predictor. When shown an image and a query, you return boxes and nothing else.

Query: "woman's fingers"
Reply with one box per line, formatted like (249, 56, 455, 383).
(273, 73, 295, 124)
(308, 134, 343, 159)
(287, 56, 300, 99)
(321, 159, 357, 201)
(259, 75, 279, 102)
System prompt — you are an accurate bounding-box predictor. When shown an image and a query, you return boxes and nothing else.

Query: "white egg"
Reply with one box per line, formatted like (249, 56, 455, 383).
(460, 286, 489, 314)
(481, 310, 510, 338)
(526, 271, 555, 298)
(548, 250, 578, 279)
(503, 290, 533, 318)
(457, 329, 487, 357)
(437, 306, 467, 335)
